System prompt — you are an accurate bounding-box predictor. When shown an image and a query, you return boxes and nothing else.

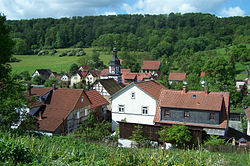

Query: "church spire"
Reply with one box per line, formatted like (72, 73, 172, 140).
(108, 48, 122, 83)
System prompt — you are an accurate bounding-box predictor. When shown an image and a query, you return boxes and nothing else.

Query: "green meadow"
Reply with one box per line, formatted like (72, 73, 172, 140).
(10, 48, 113, 75)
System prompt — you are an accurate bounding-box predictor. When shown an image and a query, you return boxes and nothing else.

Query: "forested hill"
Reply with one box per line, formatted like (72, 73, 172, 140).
(7, 13, 250, 56)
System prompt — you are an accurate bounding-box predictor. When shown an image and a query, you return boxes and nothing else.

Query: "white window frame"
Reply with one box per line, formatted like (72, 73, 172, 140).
(142, 106, 148, 115)
(81, 96, 84, 102)
(118, 105, 125, 113)
(131, 92, 135, 99)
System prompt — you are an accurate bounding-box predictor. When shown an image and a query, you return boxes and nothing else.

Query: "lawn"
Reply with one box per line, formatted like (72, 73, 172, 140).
(9, 48, 113, 75)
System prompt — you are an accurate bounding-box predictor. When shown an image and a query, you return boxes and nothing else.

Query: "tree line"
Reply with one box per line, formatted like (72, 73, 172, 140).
(7, 13, 250, 57)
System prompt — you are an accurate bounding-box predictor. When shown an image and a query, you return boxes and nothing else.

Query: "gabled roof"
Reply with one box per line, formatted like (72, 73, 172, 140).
(141, 61, 161, 70)
(79, 65, 90, 71)
(135, 80, 167, 100)
(137, 73, 152, 81)
(121, 69, 131, 74)
(90, 70, 101, 77)
(245, 107, 250, 121)
(96, 78, 122, 95)
(34, 69, 52, 78)
(124, 73, 137, 80)
(86, 90, 109, 109)
(112, 80, 167, 101)
(28, 87, 53, 97)
(38, 88, 91, 132)
(168, 73, 186, 81)
(154, 89, 230, 129)
(101, 69, 109, 76)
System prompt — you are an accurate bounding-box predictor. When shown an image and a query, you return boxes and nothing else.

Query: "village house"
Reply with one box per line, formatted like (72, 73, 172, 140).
(168, 72, 187, 85)
(60, 73, 71, 82)
(85, 70, 101, 85)
(32, 69, 52, 80)
(79, 65, 90, 72)
(90, 78, 122, 110)
(70, 70, 87, 87)
(154, 87, 230, 137)
(25, 86, 108, 135)
(141, 60, 161, 78)
(111, 80, 167, 131)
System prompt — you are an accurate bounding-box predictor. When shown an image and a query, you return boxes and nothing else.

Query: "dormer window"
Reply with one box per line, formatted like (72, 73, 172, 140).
(192, 94, 197, 98)
(81, 96, 84, 102)
(131, 92, 135, 99)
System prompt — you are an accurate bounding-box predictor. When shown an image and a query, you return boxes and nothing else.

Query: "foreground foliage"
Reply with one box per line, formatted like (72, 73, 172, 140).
(0, 129, 249, 165)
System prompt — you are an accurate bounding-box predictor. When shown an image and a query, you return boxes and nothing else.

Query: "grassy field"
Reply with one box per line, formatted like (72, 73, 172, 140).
(10, 48, 112, 75)
(0, 129, 249, 165)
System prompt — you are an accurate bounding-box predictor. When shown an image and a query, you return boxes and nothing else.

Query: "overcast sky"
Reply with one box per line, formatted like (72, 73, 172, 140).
(0, 0, 249, 20)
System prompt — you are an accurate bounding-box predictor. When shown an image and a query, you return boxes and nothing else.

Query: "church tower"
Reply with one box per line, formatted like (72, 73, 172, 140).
(108, 48, 122, 83)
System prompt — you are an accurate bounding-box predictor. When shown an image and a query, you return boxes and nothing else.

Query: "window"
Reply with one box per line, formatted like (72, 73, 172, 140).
(118, 105, 125, 113)
(164, 109, 170, 118)
(131, 92, 135, 99)
(184, 111, 190, 118)
(142, 106, 148, 115)
(77, 111, 80, 119)
(192, 94, 197, 98)
(210, 113, 215, 120)
(81, 96, 84, 102)
(84, 108, 88, 116)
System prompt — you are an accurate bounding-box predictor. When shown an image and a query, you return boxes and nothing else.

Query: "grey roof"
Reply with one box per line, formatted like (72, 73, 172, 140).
(97, 78, 122, 95)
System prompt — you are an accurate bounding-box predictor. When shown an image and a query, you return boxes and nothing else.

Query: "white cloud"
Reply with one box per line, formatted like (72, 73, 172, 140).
(103, 11, 117, 16)
(122, 0, 229, 15)
(0, 0, 125, 20)
(221, 6, 245, 17)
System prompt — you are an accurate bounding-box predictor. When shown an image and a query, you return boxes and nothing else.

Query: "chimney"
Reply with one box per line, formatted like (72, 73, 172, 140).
(183, 86, 187, 93)
(204, 88, 209, 94)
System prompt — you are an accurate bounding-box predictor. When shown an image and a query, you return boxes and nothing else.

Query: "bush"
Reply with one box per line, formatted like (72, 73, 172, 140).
(204, 135, 227, 146)
(158, 125, 191, 148)
(49, 49, 57, 55)
(0, 138, 33, 164)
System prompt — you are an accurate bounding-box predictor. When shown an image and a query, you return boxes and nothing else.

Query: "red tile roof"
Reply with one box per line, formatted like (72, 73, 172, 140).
(141, 61, 161, 70)
(168, 73, 186, 81)
(80, 71, 88, 78)
(29, 87, 53, 97)
(246, 107, 250, 121)
(86, 90, 109, 109)
(137, 73, 152, 81)
(101, 69, 109, 76)
(154, 89, 230, 129)
(121, 69, 131, 74)
(79, 65, 90, 71)
(90, 70, 101, 77)
(38, 88, 91, 132)
(135, 80, 167, 100)
(124, 73, 137, 80)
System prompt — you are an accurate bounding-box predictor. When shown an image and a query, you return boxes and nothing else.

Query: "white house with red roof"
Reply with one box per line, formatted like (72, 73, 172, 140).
(141, 60, 161, 78)
(111, 80, 166, 131)
(168, 72, 187, 85)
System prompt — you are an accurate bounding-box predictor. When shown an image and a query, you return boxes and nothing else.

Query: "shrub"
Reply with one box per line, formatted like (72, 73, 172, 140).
(0, 139, 33, 164)
(204, 135, 227, 146)
(158, 125, 191, 148)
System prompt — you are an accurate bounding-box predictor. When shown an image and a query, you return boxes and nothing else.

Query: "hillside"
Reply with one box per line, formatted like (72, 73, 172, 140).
(0, 129, 249, 165)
